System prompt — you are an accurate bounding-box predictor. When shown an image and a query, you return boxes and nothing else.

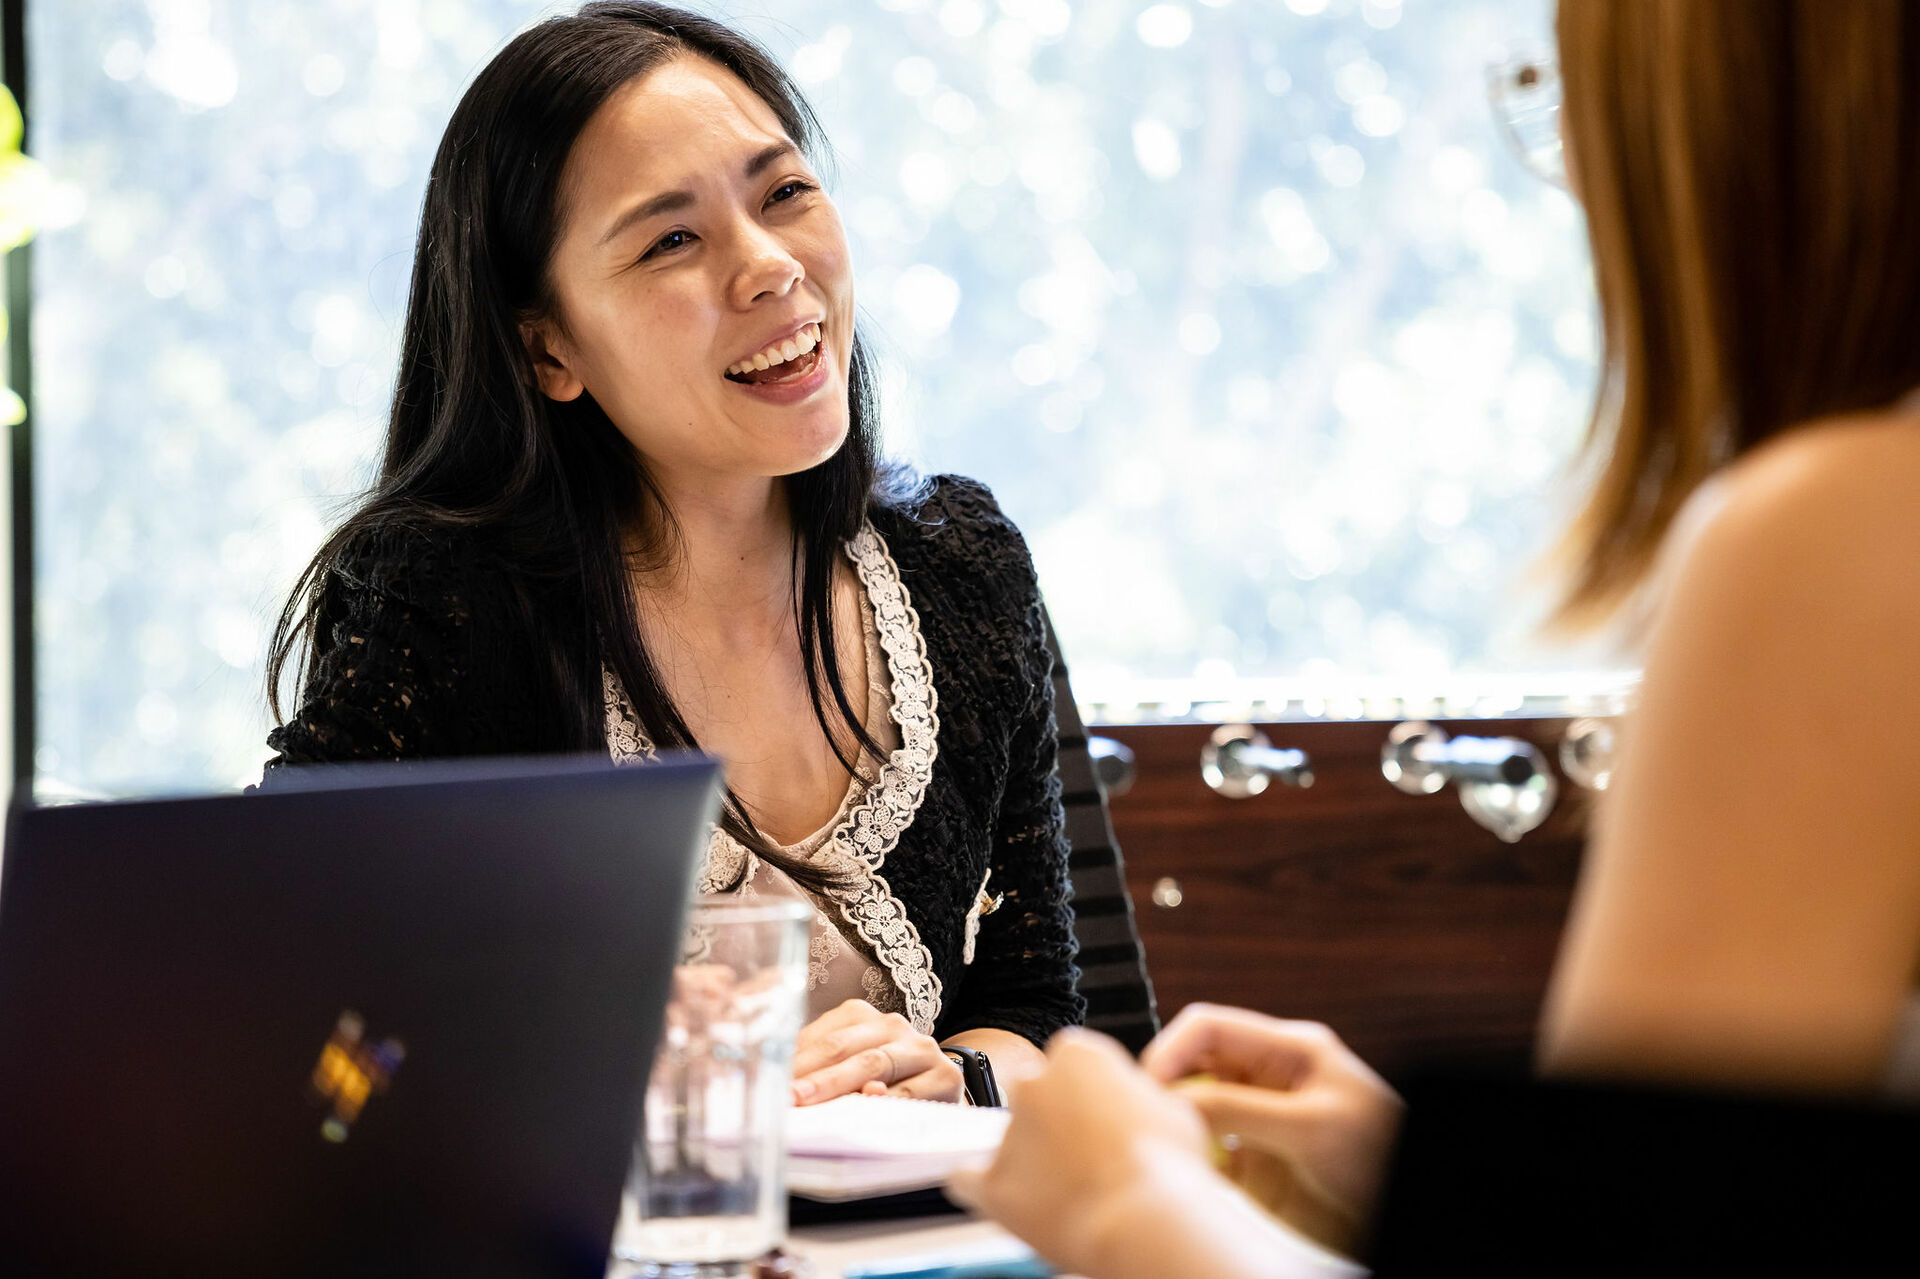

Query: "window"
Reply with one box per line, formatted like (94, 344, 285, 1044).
(25, 0, 1603, 798)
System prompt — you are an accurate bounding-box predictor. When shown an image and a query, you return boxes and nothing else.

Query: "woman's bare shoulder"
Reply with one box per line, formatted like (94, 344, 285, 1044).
(1666, 411, 1920, 627)
(1715, 410, 1920, 536)
(1540, 410, 1920, 1090)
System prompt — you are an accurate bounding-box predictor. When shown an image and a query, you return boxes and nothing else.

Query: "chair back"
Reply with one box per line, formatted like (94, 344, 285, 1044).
(1043, 609, 1159, 1053)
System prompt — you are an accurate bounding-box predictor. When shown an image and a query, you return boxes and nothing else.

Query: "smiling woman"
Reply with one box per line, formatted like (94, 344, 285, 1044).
(261, 1, 1083, 1104)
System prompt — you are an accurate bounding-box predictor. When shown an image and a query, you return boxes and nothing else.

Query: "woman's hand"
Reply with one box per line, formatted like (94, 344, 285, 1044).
(1141, 1004, 1404, 1248)
(947, 1028, 1230, 1278)
(791, 999, 964, 1104)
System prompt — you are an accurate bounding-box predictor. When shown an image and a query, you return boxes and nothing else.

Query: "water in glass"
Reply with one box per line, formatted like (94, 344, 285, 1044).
(611, 898, 811, 1277)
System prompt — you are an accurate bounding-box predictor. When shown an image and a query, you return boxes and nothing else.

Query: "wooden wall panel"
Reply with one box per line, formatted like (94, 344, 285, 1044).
(1100, 719, 1589, 1079)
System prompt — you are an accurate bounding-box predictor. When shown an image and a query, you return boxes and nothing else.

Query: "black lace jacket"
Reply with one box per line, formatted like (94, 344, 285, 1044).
(265, 475, 1085, 1048)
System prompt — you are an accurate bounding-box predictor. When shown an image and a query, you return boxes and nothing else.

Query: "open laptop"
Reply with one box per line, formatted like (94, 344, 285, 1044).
(0, 754, 720, 1278)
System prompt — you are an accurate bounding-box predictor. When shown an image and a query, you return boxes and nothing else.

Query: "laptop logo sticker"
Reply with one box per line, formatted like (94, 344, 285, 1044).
(309, 1010, 406, 1143)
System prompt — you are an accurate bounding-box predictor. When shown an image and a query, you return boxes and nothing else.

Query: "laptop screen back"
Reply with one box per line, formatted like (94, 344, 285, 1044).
(0, 755, 719, 1279)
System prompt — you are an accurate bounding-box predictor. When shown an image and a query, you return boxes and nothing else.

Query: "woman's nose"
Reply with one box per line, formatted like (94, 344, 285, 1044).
(727, 221, 804, 308)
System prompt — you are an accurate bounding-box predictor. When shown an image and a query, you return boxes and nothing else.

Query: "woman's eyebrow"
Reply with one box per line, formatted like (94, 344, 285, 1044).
(745, 140, 796, 177)
(598, 189, 694, 248)
(597, 142, 802, 250)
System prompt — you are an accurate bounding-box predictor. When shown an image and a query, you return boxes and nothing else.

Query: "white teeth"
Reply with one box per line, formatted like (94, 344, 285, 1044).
(727, 323, 824, 377)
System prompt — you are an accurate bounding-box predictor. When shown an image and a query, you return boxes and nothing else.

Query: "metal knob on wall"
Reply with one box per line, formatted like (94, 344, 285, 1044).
(1381, 721, 1558, 843)
(1087, 735, 1137, 797)
(1558, 717, 1617, 791)
(1200, 724, 1314, 798)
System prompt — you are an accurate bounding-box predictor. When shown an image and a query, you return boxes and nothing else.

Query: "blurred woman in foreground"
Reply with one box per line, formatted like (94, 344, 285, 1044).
(952, 1, 1920, 1270)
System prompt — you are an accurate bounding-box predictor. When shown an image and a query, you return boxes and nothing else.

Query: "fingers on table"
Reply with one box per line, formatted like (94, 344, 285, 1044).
(795, 1042, 906, 1103)
(797, 1022, 955, 1104)
(887, 1061, 964, 1101)
(1177, 1076, 1320, 1143)
(1141, 1003, 1336, 1087)
(793, 1009, 906, 1078)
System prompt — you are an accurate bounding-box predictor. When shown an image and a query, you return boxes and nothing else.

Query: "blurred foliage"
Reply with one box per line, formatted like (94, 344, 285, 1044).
(0, 82, 37, 425)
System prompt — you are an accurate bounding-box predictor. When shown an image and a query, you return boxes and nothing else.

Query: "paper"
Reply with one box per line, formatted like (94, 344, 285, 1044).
(786, 1094, 1010, 1201)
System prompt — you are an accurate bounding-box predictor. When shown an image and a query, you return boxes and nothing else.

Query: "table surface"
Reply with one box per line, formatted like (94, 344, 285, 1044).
(787, 1210, 1363, 1279)
(609, 1209, 1364, 1278)
(790, 1214, 1066, 1277)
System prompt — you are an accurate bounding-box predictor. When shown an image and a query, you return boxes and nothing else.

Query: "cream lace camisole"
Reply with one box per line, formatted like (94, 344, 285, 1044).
(721, 583, 904, 1019)
(603, 524, 941, 1024)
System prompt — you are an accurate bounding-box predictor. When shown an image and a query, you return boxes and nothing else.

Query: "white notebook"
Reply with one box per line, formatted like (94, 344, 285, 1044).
(785, 1094, 1010, 1202)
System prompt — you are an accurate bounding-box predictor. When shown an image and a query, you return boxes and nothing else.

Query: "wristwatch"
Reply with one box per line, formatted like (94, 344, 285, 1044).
(942, 1045, 1004, 1107)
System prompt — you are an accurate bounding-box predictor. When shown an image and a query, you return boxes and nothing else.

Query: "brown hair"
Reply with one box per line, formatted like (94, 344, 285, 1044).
(1553, 0, 1920, 626)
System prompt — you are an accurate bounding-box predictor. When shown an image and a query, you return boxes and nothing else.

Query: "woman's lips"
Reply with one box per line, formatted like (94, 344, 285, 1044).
(725, 321, 824, 381)
(727, 339, 830, 405)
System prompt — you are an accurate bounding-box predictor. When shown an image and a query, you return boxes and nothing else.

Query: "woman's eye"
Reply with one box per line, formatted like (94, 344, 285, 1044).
(644, 229, 694, 260)
(769, 180, 815, 205)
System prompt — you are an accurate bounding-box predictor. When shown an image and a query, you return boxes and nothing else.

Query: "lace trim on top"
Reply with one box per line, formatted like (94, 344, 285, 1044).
(601, 521, 946, 1033)
(602, 666, 658, 764)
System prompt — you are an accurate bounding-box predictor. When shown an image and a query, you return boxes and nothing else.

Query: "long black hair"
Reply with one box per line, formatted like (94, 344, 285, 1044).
(268, 1, 905, 890)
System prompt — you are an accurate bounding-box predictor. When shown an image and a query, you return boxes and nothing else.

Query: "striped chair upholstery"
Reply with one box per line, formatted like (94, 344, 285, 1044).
(1044, 609, 1160, 1054)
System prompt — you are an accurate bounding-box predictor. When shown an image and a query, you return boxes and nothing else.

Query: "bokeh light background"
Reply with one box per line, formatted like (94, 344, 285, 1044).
(27, 0, 1607, 796)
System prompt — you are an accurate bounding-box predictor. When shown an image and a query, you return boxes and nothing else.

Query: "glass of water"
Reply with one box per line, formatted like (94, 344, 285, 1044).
(610, 897, 812, 1277)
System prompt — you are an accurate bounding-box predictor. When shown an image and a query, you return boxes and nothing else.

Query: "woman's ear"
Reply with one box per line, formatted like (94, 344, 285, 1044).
(519, 318, 587, 402)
